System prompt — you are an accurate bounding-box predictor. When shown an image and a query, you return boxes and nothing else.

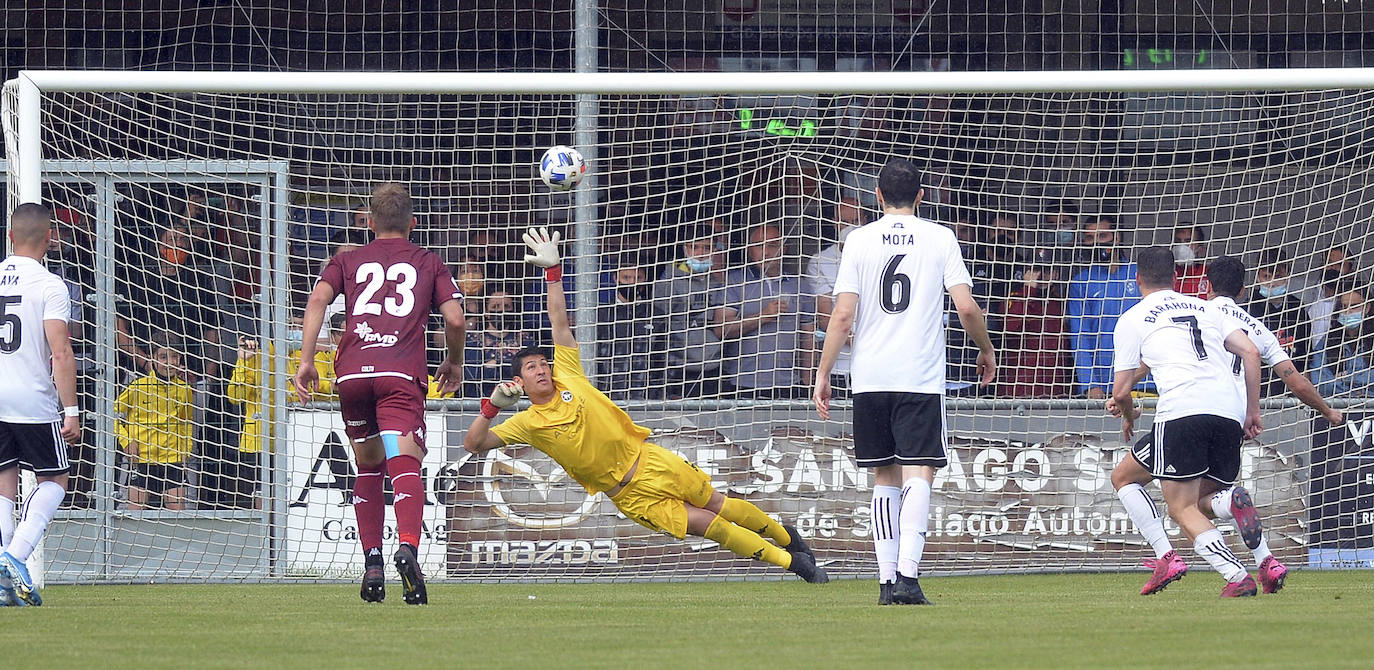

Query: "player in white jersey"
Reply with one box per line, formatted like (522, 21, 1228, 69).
(0, 204, 81, 606)
(813, 158, 996, 605)
(1111, 246, 1265, 597)
(1110, 256, 1342, 595)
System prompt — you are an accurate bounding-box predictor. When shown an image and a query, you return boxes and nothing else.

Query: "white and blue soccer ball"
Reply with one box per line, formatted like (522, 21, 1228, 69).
(538, 145, 587, 191)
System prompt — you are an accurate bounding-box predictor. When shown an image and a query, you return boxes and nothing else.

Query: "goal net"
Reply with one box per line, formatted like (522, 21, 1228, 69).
(4, 69, 1373, 583)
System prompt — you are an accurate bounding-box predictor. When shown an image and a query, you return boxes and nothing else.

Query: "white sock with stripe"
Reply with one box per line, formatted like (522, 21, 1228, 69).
(896, 477, 931, 579)
(0, 495, 14, 553)
(1116, 483, 1172, 558)
(1194, 528, 1248, 583)
(6, 481, 65, 561)
(871, 485, 900, 583)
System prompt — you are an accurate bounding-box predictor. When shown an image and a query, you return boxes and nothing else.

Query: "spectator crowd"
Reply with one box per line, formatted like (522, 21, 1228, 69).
(33, 186, 1370, 512)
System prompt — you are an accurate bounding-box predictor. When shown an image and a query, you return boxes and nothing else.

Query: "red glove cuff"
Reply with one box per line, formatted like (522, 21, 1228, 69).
(480, 399, 501, 419)
(544, 265, 562, 283)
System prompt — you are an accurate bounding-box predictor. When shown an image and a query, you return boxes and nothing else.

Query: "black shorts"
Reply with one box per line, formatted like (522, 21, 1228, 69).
(852, 392, 947, 468)
(1130, 414, 1243, 482)
(0, 420, 69, 476)
(129, 463, 188, 494)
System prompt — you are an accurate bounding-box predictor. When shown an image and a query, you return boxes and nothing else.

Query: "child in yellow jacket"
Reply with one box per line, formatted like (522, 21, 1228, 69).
(116, 342, 195, 510)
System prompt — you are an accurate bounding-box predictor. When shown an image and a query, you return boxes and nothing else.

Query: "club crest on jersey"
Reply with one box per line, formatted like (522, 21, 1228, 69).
(353, 321, 399, 349)
(561, 390, 574, 403)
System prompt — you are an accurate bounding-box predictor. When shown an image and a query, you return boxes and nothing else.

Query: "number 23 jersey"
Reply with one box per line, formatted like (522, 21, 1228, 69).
(319, 238, 462, 384)
(1113, 290, 1243, 423)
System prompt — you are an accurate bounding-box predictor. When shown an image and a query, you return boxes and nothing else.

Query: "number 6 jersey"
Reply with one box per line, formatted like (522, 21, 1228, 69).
(319, 237, 462, 384)
(833, 213, 973, 395)
(1112, 289, 1244, 423)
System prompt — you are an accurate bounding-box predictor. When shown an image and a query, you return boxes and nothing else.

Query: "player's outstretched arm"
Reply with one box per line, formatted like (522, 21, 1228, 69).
(523, 226, 576, 348)
(44, 318, 81, 444)
(293, 281, 337, 403)
(813, 292, 857, 420)
(1273, 359, 1342, 424)
(949, 283, 997, 386)
(464, 381, 521, 454)
(1224, 328, 1264, 439)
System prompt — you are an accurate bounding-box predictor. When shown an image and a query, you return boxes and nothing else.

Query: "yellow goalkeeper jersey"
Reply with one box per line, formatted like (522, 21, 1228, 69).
(491, 344, 650, 495)
(114, 371, 194, 464)
(228, 348, 337, 454)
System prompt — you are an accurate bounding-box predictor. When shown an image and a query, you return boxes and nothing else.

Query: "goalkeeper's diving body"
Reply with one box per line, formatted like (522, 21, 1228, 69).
(464, 227, 828, 583)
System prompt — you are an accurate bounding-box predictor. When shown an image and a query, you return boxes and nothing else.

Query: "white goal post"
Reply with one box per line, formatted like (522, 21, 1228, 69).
(5, 68, 1374, 583)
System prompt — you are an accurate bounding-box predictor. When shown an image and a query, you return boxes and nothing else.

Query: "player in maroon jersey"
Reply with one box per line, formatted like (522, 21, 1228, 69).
(293, 183, 465, 605)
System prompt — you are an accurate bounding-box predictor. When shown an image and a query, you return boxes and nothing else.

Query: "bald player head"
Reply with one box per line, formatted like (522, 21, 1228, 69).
(8, 203, 53, 259)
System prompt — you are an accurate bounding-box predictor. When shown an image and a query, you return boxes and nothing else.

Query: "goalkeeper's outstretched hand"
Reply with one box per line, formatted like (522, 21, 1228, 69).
(523, 227, 562, 268)
(489, 380, 524, 410)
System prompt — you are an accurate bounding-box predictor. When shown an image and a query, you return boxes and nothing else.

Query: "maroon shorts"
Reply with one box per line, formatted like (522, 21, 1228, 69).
(337, 376, 428, 451)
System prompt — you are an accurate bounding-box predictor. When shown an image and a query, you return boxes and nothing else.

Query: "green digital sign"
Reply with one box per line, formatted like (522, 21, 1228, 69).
(1122, 48, 1211, 68)
(737, 108, 819, 137)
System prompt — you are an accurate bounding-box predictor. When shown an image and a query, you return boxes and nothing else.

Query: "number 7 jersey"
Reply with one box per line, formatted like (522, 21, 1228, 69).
(319, 238, 462, 385)
(833, 213, 973, 394)
(1112, 289, 1244, 423)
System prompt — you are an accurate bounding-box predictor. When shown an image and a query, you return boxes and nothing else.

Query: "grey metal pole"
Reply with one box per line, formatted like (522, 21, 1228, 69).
(95, 175, 117, 580)
(571, 0, 600, 363)
(268, 167, 290, 577)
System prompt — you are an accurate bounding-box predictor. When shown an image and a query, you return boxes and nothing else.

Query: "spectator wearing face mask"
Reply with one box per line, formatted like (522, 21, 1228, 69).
(657, 224, 732, 398)
(1041, 201, 1082, 277)
(984, 211, 1029, 307)
(595, 252, 665, 400)
(1300, 245, 1356, 305)
(1247, 249, 1311, 395)
(1172, 223, 1210, 298)
(1308, 268, 1347, 354)
(1066, 215, 1142, 399)
(1310, 283, 1374, 397)
(461, 288, 533, 398)
(806, 198, 864, 397)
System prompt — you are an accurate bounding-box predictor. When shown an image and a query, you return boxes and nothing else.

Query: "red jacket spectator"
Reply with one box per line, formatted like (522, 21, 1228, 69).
(1175, 262, 1210, 298)
(999, 271, 1072, 398)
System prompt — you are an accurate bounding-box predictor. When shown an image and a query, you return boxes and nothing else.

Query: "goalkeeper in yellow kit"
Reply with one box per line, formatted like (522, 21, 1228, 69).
(463, 227, 828, 583)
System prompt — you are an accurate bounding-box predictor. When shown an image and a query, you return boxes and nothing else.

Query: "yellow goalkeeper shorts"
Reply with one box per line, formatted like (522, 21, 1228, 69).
(609, 442, 715, 540)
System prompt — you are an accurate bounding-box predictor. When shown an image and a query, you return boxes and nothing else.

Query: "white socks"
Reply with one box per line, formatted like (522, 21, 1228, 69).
(871, 485, 900, 584)
(897, 477, 931, 579)
(1117, 483, 1173, 558)
(1208, 488, 1234, 519)
(1194, 528, 1248, 583)
(6, 481, 65, 561)
(1208, 487, 1274, 566)
(0, 495, 13, 553)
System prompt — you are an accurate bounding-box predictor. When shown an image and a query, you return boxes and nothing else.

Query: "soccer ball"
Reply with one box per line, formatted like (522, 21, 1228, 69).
(538, 145, 587, 191)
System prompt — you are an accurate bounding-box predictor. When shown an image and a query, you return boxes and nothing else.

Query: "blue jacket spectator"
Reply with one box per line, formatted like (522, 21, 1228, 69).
(1066, 217, 1141, 397)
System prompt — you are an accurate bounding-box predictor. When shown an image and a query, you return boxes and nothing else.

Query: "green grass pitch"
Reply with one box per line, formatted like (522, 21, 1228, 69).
(1, 572, 1370, 669)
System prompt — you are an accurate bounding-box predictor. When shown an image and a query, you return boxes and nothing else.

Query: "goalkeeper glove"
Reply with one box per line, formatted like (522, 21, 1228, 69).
(481, 381, 523, 419)
(523, 226, 563, 281)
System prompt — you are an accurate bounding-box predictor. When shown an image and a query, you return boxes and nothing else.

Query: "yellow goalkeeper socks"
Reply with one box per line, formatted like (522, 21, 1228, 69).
(719, 497, 792, 548)
(704, 515, 791, 569)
